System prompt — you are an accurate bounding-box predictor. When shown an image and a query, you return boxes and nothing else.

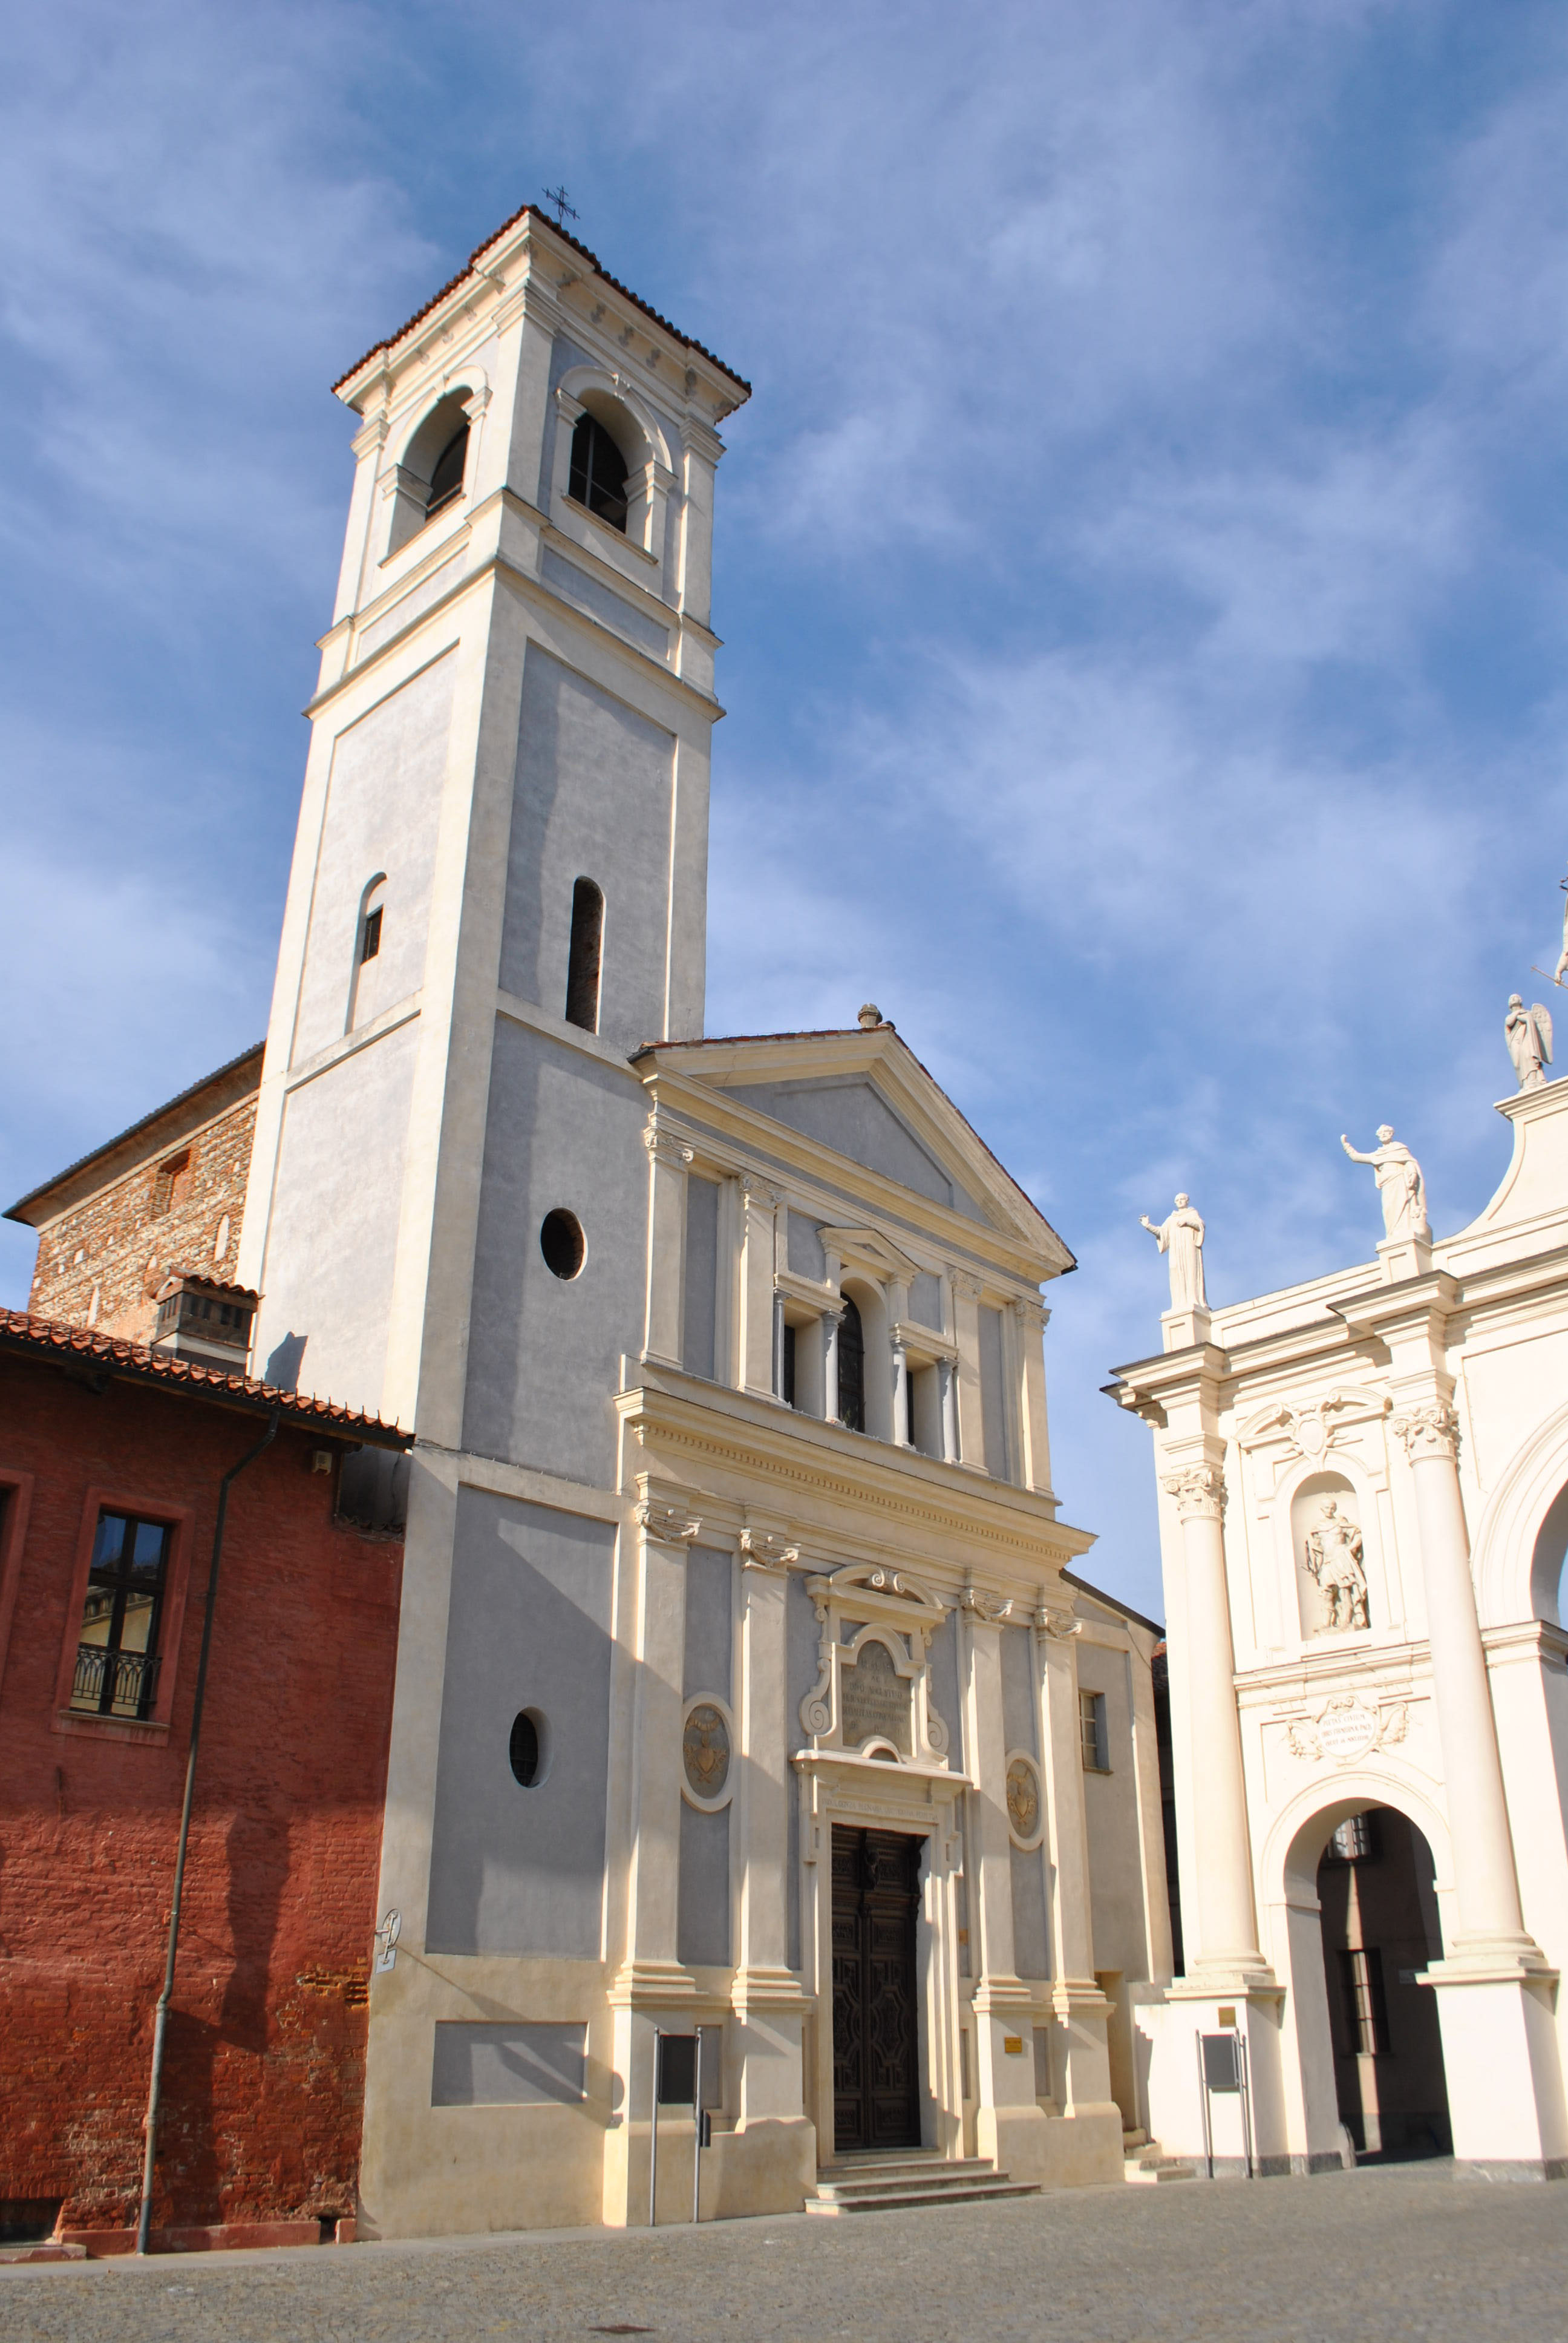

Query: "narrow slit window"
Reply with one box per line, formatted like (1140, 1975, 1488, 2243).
(1079, 1688, 1109, 1772)
(1339, 1947, 1390, 2056)
(837, 1298, 866, 1433)
(782, 1323, 797, 1407)
(565, 878, 604, 1033)
(361, 905, 383, 963)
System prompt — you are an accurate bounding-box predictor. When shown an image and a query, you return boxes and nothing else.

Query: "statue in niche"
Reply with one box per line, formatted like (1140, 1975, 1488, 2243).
(1505, 994, 1553, 1092)
(1340, 1127, 1429, 1241)
(1140, 1194, 1207, 1311)
(1304, 1499, 1369, 1633)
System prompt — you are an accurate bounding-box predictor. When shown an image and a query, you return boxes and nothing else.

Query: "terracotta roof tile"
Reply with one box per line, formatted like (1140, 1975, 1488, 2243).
(333, 205, 750, 399)
(0, 1309, 410, 1446)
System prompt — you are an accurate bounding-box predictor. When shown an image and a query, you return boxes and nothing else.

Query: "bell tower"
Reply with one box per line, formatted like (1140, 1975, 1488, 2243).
(238, 205, 748, 1438)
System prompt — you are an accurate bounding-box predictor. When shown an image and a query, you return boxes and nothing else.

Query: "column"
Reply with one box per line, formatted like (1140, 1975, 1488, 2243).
(938, 1358, 959, 1463)
(642, 1122, 691, 1368)
(1036, 1605, 1117, 2109)
(890, 1335, 911, 1446)
(606, 1493, 700, 2224)
(1015, 1297, 1054, 1497)
(961, 1593, 1048, 2178)
(1161, 1464, 1266, 1977)
(823, 1307, 842, 1424)
(1387, 1400, 1566, 2174)
(736, 1173, 777, 1398)
(1393, 1403, 1529, 1950)
(952, 1273, 984, 1465)
(732, 1532, 814, 2183)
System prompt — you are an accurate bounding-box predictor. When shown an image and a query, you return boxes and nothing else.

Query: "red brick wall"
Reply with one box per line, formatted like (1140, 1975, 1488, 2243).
(25, 1091, 256, 1346)
(0, 1355, 402, 2233)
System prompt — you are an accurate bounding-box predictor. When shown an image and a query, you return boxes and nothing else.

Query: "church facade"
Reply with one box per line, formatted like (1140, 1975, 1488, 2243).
(219, 207, 1173, 2232)
(1111, 1074, 1568, 2181)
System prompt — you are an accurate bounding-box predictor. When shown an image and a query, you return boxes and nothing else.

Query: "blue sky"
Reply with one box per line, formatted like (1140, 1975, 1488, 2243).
(3, 0, 1566, 1620)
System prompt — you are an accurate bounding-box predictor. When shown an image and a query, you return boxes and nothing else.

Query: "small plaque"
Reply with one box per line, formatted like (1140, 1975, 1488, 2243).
(1217, 2005, 1236, 2028)
(683, 1703, 730, 1800)
(840, 1639, 912, 1755)
(1003, 2035, 1024, 2056)
(1006, 1756, 1040, 1844)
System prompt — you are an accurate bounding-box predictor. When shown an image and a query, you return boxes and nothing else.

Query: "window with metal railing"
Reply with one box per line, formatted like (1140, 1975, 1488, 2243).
(567, 413, 629, 532)
(70, 1511, 171, 1720)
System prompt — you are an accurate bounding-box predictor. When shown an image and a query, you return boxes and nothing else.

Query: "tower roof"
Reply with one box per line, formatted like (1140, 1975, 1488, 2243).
(332, 205, 751, 402)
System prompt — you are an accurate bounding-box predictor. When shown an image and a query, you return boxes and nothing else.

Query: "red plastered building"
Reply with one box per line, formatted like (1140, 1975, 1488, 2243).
(0, 1311, 410, 2252)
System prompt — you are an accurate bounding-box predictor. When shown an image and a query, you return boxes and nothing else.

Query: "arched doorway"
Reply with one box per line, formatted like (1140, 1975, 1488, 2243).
(1315, 1806, 1451, 2160)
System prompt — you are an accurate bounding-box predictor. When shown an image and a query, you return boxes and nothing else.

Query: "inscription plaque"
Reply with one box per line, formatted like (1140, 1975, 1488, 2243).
(840, 1639, 912, 1755)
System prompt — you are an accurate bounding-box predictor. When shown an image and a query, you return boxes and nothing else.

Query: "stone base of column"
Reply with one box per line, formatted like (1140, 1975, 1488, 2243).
(1048, 1976, 1114, 2112)
(607, 1959, 699, 2008)
(1422, 1958, 1568, 2178)
(1142, 1978, 1294, 2176)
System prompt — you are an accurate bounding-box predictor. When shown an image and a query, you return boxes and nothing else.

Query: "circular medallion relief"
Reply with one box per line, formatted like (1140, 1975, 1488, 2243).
(682, 1701, 731, 1803)
(1006, 1754, 1042, 1847)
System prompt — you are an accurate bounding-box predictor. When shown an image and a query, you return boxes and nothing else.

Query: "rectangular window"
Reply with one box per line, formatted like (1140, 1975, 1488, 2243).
(1323, 1813, 1379, 1865)
(70, 1511, 171, 1720)
(361, 906, 383, 963)
(782, 1322, 797, 1407)
(1338, 1946, 1390, 2056)
(151, 1152, 191, 1218)
(1079, 1688, 1109, 1772)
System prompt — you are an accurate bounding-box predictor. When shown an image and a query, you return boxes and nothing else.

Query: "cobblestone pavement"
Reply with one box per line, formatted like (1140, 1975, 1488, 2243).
(7, 2166, 1568, 2343)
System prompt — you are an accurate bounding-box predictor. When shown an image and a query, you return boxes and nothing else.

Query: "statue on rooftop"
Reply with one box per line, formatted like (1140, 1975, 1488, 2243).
(1505, 994, 1553, 1092)
(1341, 1127, 1429, 1242)
(1140, 1194, 1207, 1312)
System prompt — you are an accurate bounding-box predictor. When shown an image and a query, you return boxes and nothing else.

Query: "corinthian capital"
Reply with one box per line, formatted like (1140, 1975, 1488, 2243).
(1388, 1402, 1459, 1463)
(1161, 1464, 1226, 1521)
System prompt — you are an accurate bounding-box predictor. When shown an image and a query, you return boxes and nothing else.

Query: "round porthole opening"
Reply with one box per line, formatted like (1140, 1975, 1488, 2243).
(509, 1708, 549, 1788)
(540, 1208, 586, 1280)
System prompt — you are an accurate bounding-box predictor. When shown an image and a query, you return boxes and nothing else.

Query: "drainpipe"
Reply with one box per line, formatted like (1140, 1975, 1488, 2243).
(136, 1405, 280, 2256)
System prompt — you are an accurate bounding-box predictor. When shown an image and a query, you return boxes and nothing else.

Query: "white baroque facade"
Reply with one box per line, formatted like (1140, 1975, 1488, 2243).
(1112, 1079, 1568, 2181)
(236, 206, 1173, 2232)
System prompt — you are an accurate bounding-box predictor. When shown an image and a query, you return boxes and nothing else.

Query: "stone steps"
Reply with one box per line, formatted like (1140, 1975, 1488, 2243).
(807, 2155, 1040, 2216)
(1123, 2131, 1197, 2184)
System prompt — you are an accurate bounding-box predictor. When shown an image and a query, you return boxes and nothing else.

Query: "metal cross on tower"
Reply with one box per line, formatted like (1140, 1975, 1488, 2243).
(541, 185, 578, 229)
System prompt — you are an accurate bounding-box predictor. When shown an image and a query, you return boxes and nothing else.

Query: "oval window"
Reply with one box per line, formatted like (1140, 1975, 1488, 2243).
(540, 1208, 586, 1280)
(509, 1708, 549, 1787)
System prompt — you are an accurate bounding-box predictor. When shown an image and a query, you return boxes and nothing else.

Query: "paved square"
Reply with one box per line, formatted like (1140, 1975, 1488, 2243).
(7, 2168, 1567, 2343)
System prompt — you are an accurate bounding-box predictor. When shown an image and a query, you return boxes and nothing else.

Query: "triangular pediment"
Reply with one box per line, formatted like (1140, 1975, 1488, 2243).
(634, 1028, 1072, 1272)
